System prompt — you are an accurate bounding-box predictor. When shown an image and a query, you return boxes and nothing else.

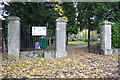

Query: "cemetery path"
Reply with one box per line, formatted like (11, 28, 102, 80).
(67, 41, 99, 48)
(0, 48, 119, 78)
(67, 44, 87, 48)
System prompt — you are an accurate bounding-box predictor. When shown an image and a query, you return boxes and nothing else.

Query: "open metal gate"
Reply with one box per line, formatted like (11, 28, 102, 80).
(20, 23, 56, 51)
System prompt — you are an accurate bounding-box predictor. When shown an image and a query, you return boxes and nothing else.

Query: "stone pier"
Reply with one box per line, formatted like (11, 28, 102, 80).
(56, 17, 67, 58)
(8, 16, 20, 60)
(100, 20, 112, 55)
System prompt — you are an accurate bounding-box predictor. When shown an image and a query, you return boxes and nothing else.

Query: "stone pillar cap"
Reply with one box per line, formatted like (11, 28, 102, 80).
(7, 16, 20, 20)
(100, 20, 112, 25)
(56, 17, 67, 22)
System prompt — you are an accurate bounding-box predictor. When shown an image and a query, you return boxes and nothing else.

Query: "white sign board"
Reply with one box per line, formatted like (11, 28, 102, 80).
(32, 26, 47, 36)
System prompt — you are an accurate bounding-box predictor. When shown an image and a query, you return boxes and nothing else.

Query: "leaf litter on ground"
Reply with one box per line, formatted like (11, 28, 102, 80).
(0, 48, 120, 78)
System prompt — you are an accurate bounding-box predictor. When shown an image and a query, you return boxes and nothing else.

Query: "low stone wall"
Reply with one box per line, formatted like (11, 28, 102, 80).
(20, 51, 56, 59)
(89, 48, 101, 54)
(90, 48, 120, 54)
(112, 49, 120, 54)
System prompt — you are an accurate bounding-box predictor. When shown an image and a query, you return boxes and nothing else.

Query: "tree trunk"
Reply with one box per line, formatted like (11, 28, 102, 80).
(88, 29, 90, 52)
(0, 20, 2, 53)
(66, 32, 69, 45)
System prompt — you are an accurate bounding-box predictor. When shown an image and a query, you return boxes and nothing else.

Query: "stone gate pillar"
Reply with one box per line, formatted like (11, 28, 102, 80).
(100, 20, 112, 55)
(8, 16, 20, 60)
(56, 17, 67, 58)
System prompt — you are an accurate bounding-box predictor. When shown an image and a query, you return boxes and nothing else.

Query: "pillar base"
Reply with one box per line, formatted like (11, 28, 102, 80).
(56, 51, 67, 58)
(8, 54, 19, 60)
(101, 49, 112, 55)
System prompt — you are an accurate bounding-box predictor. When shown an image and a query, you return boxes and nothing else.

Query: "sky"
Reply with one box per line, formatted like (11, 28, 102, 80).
(0, 0, 9, 20)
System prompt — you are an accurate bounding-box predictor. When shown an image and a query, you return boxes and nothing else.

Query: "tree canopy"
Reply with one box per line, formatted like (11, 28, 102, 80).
(3, 2, 120, 48)
(5, 2, 57, 26)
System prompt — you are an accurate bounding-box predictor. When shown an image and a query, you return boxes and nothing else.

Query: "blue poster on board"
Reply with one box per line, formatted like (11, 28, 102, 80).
(35, 42, 40, 49)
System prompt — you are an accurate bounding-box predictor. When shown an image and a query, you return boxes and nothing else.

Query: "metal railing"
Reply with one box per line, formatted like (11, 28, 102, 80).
(20, 24, 56, 51)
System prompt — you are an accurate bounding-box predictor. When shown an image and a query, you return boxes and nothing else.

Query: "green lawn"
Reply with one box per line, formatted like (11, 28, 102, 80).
(67, 44, 81, 47)
(68, 41, 86, 44)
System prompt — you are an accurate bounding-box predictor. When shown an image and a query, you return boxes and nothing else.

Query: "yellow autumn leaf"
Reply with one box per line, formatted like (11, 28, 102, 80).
(75, 71, 79, 74)
(54, 8, 58, 11)
(0, 76, 4, 79)
(6, 0, 11, 3)
(13, 70, 17, 73)
(58, 1, 62, 4)
(26, 74, 30, 77)
(22, 2, 25, 5)
(93, 74, 98, 76)
(59, 9, 64, 13)
(55, 4, 60, 8)
(41, 58, 44, 60)
(80, 70, 86, 73)
(32, 69, 38, 73)
(81, 65, 86, 67)
(95, 69, 101, 71)
(60, 74, 65, 78)
(58, 12, 63, 16)
(67, 73, 70, 76)
(17, 67, 21, 71)
(79, 70, 83, 73)
(35, 76, 39, 78)
(3, 73, 7, 75)
(19, 64, 22, 67)
(39, 61, 41, 64)
(27, 68, 30, 71)
(27, 61, 32, 64)
(28, 0, 31, 2)
(62, 16, 68, 21)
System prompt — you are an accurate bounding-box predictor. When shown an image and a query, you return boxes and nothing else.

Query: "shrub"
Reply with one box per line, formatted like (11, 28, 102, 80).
(90, 31, 98, 41)
(68, 37, 77, 41)
(112, 21, 120, 48)
(71, 38, 77, 41)
(84, 38, 88, 42)
(79, 37, 84, 41)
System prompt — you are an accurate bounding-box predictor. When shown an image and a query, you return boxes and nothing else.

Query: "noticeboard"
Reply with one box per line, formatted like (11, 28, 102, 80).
(32, 26, 47, 36)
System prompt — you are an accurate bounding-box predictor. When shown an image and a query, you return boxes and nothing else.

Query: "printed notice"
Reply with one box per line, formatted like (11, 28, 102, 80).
(32, 26, 47, 36)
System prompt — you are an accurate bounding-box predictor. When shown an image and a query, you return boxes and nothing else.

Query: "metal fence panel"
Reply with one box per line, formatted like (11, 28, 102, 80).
(20, 23, 56, 51)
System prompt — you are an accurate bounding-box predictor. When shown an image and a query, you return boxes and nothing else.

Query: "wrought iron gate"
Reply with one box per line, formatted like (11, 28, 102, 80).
(0, 20, 7, 53)
(20, 23, 56, 51)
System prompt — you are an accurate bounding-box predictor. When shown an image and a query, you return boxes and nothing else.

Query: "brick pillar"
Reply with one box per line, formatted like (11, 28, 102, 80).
(56, 17, 67, 58)
(8, 16, 20, 60)
(100, 20, 112, 55)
